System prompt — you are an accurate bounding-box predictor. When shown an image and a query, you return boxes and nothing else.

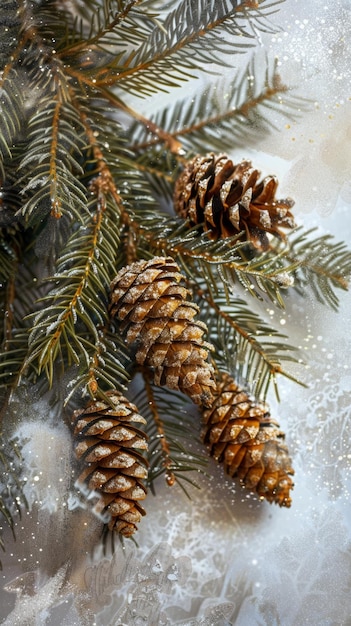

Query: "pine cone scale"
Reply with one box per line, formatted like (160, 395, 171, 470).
(99, 450, 144, 469)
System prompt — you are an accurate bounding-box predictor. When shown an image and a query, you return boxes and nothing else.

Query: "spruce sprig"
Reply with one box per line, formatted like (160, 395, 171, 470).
(63, 0, 285, 96)
(0, 435, 28, 569)
(0, 73, 26, 178)
(199, 291, 304, 400)
(130, 55, 308, 154)
(134, 378, 207, 495)
(125, 208, 299, 307)
(25, 184, 122, 389)
(18, 94, 88, 223)
(284, 227, 351, 310)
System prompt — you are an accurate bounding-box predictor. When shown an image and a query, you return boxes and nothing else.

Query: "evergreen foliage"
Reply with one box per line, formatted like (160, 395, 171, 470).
(0, 0, 350, 560)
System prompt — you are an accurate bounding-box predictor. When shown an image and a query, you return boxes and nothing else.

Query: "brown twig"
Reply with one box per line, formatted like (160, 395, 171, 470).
(142, 370, 176, 487)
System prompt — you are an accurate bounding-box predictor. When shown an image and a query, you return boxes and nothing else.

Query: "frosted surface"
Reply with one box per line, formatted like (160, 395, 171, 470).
(1, 0, 351, 624)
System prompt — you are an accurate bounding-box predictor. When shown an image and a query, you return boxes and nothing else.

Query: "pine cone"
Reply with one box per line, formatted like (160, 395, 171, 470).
(109, 257, 215, 407)
(72, 391, 148, 537)
(202, 372, 294, 506)
(174, 153, 295, 250)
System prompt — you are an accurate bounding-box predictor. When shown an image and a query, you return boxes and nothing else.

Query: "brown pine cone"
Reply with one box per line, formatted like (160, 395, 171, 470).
(202, 372, 294, 506)
(72, 391, 148, 537)
(109, 257, 215, 407)
(174, 153, 295, 250)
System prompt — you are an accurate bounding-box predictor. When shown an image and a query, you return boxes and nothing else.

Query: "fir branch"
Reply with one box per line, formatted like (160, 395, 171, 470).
(74, 96, 160, 267)
(0, 435, 27, 569)
(217, 249, 298, 308)
(0, 142, 29, 224)
(17, 86, 88, 224)
(20, 0, 71, 49)
(0, 236, 19, 283)
(134, 377, 207, 495)
(130, 56, 308, 153)
(141, 0, 179, 9)
(0, 261, 44, 416)
(0, 71, 26, 178)
(128, 209, 298, 307)
(128, 149, 179, 201)
(0, 444, 16, 548)
(25, 170, 125, 389)
(0, 273, 16, 351)
(97, 0, 282, 95)
(76, 96, 159, 209)
(0, 1, 22, 70)
(64, 327, 131, 406)
(60, 0, 157, 57)
(88, 87, 184, 154)
(142, 372, 177, 488)
(196, 289, 304, 400)
(283, 227, 351, 310)
(0, 331, 30, 410)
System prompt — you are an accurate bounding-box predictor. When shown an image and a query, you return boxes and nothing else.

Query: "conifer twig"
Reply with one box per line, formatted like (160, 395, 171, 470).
(97, 87, 184, 154)
(131, 74, 288, 152)
(196, 286, 304, 399)
(59, 0, 141, 56)
(142, 370, 176, 487)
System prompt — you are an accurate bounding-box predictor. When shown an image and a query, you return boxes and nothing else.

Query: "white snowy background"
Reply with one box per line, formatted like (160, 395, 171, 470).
(0, 0, 351, 624)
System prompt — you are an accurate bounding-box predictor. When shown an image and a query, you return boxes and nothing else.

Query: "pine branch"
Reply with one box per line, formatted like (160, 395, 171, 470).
(127, 208, 298, 307)
(217, 248, 298, 308)
(17, 85, 88, 224)
(126, 148, 179, 202)
(0, 1, 22, 70)
(130, 55, 308, 153)
(141, 0, 179, 9)
(97, 0, 283, 95)
(0, 261, 44, 417)
(60, 0, 157, 57)
(0, 71, 26, 178)
(134, 376, 207, 495)
(25, 185, 123, 389)
(63, 327, 131, 406)
(20, 95, 153, 397)
(98, 89, 184, 154)
(0, 235, 19, 283)
(282, 227, 351, 310)
(76, 97, 161, 212)
(196, 288, 304, 400)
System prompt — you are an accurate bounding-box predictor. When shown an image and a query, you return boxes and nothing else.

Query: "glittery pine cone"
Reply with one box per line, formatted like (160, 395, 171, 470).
(202, 372, 294, 506)
(72, 391, 148, 537)
(174, 153, 295, 250)
(109, 257, 215, 407)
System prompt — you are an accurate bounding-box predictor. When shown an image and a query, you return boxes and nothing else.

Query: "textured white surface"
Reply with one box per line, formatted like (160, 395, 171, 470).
(1, 1, 351, 624)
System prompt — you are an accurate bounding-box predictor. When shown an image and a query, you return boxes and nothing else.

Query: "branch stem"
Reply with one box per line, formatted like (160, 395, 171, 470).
(131, 82, 287, 152)
(94, 0, 259, 88)
(142, 371, 176, 486)
(197, 287, 284, 380)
